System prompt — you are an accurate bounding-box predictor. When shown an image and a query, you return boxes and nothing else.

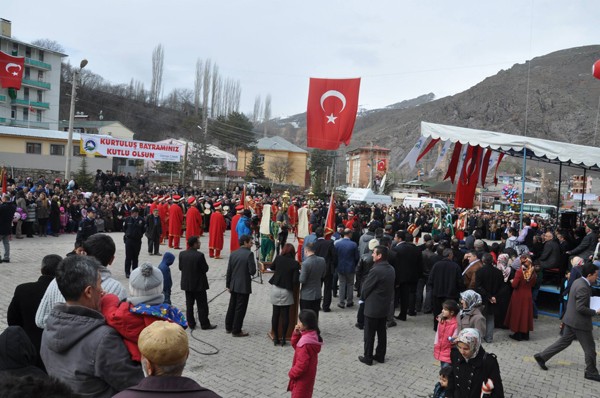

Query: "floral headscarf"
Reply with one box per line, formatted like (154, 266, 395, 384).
(459, 290, 482, 316)
(456, 328, 481, 361)
(496, 254, 511, 282)
(521, 255, 534, 282)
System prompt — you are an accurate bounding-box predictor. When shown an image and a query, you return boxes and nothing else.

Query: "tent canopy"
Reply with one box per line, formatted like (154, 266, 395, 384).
(421, 122, 600, 171)
(347, 189, 392, 205)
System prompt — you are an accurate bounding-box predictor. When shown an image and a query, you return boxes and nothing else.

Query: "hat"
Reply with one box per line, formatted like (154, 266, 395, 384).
(152, 195, 158, 201)
(187, 196, 196, 205)
(172, 195, 181, 202)
(59, 207, 65, 212)
(235, 204, 244, 211)
(87, 207, 96, 213)
(214, 201, 222, 209)
(128, 263, 164, 306)
(138, 321, 189, 366)
(586, 222, 599, 231)
(131, 207, 139, 213)
(368, 238, 379, 251)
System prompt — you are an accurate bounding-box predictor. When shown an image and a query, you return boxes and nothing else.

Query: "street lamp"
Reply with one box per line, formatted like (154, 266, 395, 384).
(64, 59, 88, 181)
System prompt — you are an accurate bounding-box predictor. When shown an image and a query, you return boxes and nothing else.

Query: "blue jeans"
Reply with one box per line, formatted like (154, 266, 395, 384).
(0, 235, 9, 261)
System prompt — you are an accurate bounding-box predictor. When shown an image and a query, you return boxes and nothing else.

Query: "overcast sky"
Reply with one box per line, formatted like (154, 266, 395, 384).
(4, 1, 599, 118)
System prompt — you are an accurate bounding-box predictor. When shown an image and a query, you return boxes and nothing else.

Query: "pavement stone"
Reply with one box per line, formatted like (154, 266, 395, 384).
(2, 232, 600, 397)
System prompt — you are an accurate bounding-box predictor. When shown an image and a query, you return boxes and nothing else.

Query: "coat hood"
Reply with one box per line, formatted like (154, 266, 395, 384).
(160, 252, 176, 267)
(43, 304, 107, 354)
(297, 330, 323, 348)
(0, 326, 37, 370)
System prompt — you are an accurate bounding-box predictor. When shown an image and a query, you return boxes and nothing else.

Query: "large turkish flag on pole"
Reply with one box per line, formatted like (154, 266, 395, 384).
(0, 51, 25, 89)
(307, 78, 361, 150)
(454, 145, 483, 209)
(324, 192, 336, 240)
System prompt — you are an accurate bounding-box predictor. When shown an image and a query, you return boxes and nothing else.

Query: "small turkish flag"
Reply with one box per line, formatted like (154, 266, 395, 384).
(377, 159, 387, 171)
(0, 51, 25, 90)
(307, 77, 361, 150)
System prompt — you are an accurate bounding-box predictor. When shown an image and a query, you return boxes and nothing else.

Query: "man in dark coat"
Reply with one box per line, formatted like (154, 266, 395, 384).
(312, 228, 337, 312)
(427, 248, 465, 331)
(123, 207, 146, 278)
(567, 223, 598, 261)
(7, 254, 61, 370)
(392, 231, 422, 320)
(534, 262, 600, 382)
(145, 208, 162, 256)
(113, 321, 221, 398)
(179, 236, 216, 331)
(475, 253, 504, 343)
(75, 207, 97, 246)
(225, 234, 257, 337)
(538, 231, 561, 270)
(0, 193, 16, 263)
(358, 245, 395, 366)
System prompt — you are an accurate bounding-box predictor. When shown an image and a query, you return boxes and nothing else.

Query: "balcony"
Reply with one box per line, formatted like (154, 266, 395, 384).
(24, 58, 52, 70)
(10, 99, 50, 109)
(22, 79, 51, 90)
(8, 119, 50, 129)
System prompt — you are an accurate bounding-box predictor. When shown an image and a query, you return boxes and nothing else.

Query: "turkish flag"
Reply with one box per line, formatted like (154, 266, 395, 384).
(324, 193, 336, 240)
(443, 142, 463, 184)
(307, 78, 361, 150)
(454, 145, 483, 209)
(377, 159, 387, 171)
(0, 51, 25, 89)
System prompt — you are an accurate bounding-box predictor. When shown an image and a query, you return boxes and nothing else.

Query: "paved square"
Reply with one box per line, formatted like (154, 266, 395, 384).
(1, 232, 600, 397)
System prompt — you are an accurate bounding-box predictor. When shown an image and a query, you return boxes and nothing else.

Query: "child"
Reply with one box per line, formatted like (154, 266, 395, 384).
(288, 309, 323, 398)
(433, 299, 459, 368)
(59, 207, 68, 234)
(101, 263, 187, 362)
(432, 365, 453, 398)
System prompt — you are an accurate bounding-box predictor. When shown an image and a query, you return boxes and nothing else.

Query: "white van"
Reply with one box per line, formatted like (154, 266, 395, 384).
(402, 197, 448, 211)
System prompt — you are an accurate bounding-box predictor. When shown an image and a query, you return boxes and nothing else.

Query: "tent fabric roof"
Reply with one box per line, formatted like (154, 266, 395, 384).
(421, 122, 600, 171)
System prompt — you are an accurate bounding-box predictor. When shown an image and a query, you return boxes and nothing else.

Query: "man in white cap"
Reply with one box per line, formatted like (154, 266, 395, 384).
(113, 321, 221, 397)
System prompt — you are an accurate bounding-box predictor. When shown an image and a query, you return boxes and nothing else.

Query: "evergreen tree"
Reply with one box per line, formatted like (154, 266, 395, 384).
(74, 156, 94, 192)
(246, 148, 265, 180)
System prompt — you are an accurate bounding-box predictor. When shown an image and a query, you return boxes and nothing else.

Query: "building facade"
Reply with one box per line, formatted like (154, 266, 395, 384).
(0, 19, 65, 130)
(237, 136, 308, 187)
(345, 145, 390, 188)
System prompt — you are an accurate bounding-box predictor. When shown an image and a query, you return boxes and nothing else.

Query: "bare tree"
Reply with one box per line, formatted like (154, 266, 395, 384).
(253, 95, 262, 124)
(263, 94, 272, 137)
(210, 63, 220, 118)
(31, 39, 65, 53)
(194, 59, 203, 117)
(269, 157, 293, 183)
(150, 44, 164, 105)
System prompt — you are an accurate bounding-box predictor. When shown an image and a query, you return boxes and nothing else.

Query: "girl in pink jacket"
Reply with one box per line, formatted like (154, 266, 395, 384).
(433, 299, 459, 367)
(287, 309, 323, 398)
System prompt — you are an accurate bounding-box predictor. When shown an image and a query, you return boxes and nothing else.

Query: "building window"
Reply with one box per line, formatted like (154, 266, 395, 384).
(10, 106, 16, 119)
(24, 67, 30, 80)
(37, 70, 43, 81)
(259, 154, 265, 162)
(37, 90, 42, 102)
(23, 87, 29, 101)
(23, 107, 29, 121)
(12, 42, 18, 54)
(50, 144, 65, 156)
(39, 50, 44, 62)
(74, 145, 83, 156)
(36, 110, 42, 122)
(26, 143, 42, 154)
(25, 46, 31, 58)
(128, 160, 137, 166)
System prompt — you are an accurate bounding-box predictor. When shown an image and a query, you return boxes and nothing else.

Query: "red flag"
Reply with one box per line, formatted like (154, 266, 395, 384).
(416, 138, 440, 163)
(493, 153, 505, 185)
(454, 145, 483, 209)
(324, 193, 336, 240)
(479, 148, 493, 187)
(0, 51, 25, 89)
(443, 142, 463, 184)
(306, 78, 361, 150)
(1, 167, 6, 194)
(240, 184, 246, 209)
(377, 159, 387, 171)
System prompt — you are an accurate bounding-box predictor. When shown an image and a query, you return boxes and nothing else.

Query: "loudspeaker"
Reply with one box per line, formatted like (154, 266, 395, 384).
(560, 212, 577, 229)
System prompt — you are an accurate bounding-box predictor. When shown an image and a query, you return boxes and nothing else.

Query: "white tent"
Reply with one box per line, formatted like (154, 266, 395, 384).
(421, 122, 600, 171)
(347, 189, 392, 205)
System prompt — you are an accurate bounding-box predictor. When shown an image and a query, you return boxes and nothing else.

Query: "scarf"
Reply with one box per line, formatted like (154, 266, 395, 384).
(521, 256, 534, 282)
(495, 254, 511, 283)
(459, 290, 482, 317)
(456, 328, 481, 362)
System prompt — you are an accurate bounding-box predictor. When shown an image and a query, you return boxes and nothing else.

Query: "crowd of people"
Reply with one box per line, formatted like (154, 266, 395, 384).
(2, 172, 600, 397)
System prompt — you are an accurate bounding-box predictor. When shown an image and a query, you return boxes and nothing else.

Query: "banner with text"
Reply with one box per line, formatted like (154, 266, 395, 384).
(80, 134, 182, 162)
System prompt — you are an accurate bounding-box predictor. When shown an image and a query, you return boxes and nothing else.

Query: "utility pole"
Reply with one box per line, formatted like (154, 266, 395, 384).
(369, 141, 374, 189)
(65, 59, 88, 181)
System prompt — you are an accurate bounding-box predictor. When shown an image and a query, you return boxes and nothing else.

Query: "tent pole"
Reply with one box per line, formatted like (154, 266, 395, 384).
(579, 168, 587, 226)
(520, 148, 526, 229)
(556, 162, 562, 224)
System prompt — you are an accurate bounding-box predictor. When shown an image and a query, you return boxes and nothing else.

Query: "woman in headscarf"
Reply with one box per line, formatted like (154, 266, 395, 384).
(494, 253, 512, 329)
(448, 328, 504, 398)
(504, 254, 537, 341)
(457, 290, 486, 338)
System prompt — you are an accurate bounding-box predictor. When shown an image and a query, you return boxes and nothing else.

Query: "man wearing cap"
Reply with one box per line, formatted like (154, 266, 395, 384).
(40, 255, 143, 396)
(168, 196, 184, 250)
(124, 207, 146, 278)
(230, 205, 244, 253)
(113, 321, 221, 397)
(76, 206, 97, 246)
(208, 202, 226, 259)
(185, 197, 203, 250)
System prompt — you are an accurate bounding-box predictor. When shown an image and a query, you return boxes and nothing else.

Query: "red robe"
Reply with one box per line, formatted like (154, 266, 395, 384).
(230, 213, 242, 252)
(168, 204, 183, 237)
(287, 205, 298, 234)
(149, 202, 159, 214)
(209, 211, 226, 251)
(504, 268, 537, 333)
(158, 203, 169, 241)
(185, 206, 203, 241)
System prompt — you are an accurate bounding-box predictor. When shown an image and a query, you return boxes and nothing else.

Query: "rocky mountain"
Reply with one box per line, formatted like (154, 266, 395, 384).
(272, 45, 600, 173)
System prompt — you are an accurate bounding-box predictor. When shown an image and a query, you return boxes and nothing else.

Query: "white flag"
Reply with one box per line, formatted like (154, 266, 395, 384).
(455, 145, 469, 183)
(480, 150, 500, 186)
(379, 173, 387, 194)
(429, 140, 452, 176)
(398, 136, 427, 170)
